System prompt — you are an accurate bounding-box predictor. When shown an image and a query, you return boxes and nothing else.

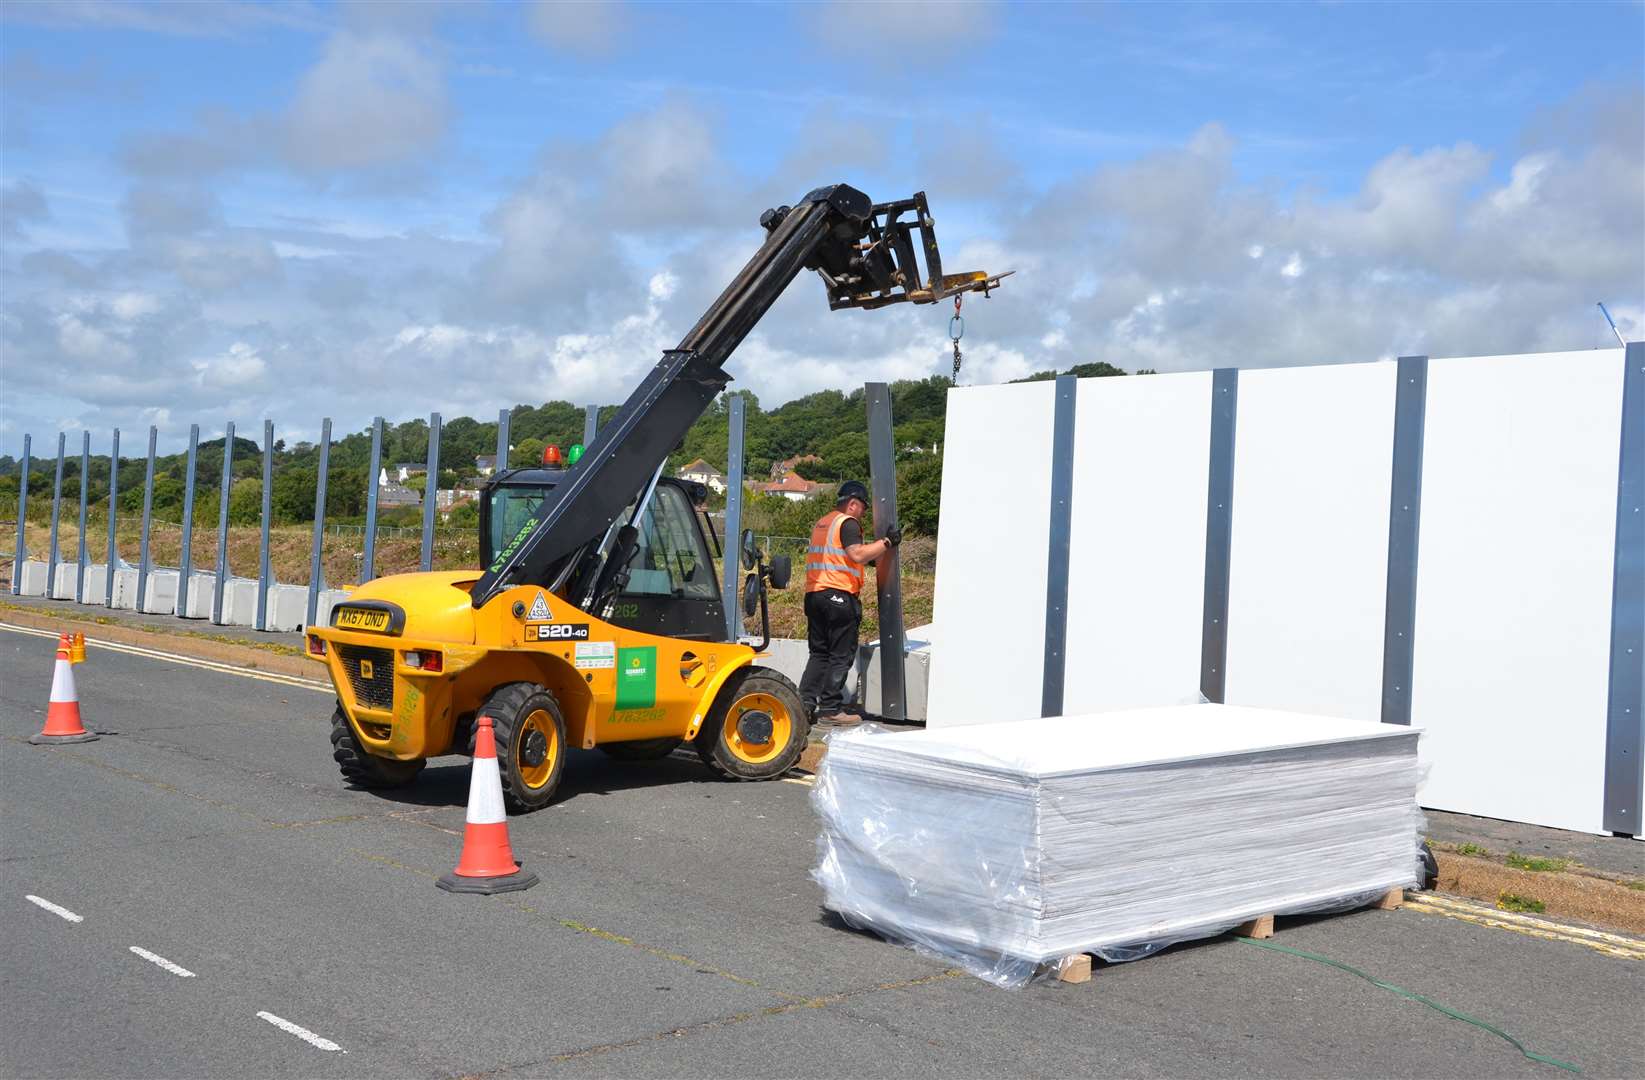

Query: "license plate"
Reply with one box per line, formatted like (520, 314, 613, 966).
(335, 608, 391, 633)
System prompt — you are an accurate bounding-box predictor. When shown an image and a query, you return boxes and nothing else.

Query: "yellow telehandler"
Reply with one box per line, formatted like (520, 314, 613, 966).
(305, 185, 1003, 811)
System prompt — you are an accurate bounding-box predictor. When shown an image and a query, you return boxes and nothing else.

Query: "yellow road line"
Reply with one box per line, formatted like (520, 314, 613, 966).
(0, 622, 331, 694)
(1405, 896, 1645, 960)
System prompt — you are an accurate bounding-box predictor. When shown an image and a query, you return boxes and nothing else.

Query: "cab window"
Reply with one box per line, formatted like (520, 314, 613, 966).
(486, 487, 547, 566)
(625, 484, 718, 600)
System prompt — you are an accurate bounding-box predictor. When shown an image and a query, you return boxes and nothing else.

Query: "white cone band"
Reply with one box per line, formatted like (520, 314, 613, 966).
(49, 659, 76, 704)
(466, 754, 506, 825)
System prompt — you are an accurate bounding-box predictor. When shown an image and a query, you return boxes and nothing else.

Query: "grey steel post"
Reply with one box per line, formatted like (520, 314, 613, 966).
(496, 408, 511, 472)
(10, 433, 28, 595)
(361, 416, 383, 584)
(419, 412, 442, 572)
(255, 420, 273, 631)
(1041, 375, 1079, 717)
(136, 426, 157, 612)
(1603, 341, 1645, 834)
(865, 383, 907, 720)
(46, 432, 64, 598)
(306, 418, 332, 628)
(105, 428, 120, 606)
(75, 431, 90, 602)
(584, 404, 599, 447)
(212, 422, 235, 623)
(176, 425, 199, 618)
(721, 394, 745, 641)
(1200, 368, 1239, 703)
(1381, 356, 1429, 726)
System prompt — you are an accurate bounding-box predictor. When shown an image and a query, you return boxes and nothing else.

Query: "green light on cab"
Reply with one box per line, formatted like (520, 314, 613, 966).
(568, 443, 585, 465)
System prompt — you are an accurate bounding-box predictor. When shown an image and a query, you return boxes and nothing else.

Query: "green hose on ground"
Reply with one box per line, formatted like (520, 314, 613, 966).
(1234, 935, 1581, 1073)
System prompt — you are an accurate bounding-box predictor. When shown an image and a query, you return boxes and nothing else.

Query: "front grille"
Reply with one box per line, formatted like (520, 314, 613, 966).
(338, 644, 394, 710)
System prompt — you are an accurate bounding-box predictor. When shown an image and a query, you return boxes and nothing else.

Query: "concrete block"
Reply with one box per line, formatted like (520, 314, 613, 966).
(264, 583, 308, 632)
(854, 623, 934, 723)
(221, 578, 259, 626)
(312, 589, 350, 630)
(752, 637, 809, 688)
(140, 569, 180, 614)
(17, 559, 49, 596)
(83, 564, 110, 604)
(179, 572, 217, 619)
(49, 562, 78, 600)
(111, 568, 140, 610)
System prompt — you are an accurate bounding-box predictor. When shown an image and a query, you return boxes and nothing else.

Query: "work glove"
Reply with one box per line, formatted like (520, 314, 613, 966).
(884, 523, 903, 547)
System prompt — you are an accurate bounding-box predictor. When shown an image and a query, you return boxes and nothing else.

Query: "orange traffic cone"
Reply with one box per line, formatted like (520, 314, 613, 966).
(30, 633, 99, 744)
(437, 716, 538, 894)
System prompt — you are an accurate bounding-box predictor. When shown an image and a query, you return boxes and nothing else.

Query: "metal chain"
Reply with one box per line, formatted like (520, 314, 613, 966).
(949, 294, 965, 385)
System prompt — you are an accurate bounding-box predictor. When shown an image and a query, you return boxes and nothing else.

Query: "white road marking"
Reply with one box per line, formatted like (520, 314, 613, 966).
(256, 1011, 345, 1052)
(25, 894, 83, 922)
(129, 945, 196, 977)
(0, 622, 331, 693)
(780, 773, 815, 786)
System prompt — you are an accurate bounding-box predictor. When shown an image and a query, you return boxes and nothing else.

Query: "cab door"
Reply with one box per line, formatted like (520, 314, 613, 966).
(605, 482, 728, 641)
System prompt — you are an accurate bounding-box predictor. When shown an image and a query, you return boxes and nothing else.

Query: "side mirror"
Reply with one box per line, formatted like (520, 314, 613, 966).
(740, 529, 759, 570)
(767, 554, 792, 590)
(742, 573, 760, 618)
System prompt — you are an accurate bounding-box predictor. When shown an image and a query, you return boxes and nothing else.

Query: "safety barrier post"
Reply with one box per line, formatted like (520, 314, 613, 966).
(75, 432, 90, 602)
(420, 412, 441, 572)
(10, 433, 28, 595)
(1199, 369, 1239, 703)
(866, 383, 906, 720)
(306, 418, 331, 629)
(583, 403, 599, 448)
(176, 425, 199, 618)
(1039, 375, 1078, 718)
(1381, 356, 1429, 726)
(46, 432, 64, 597)
(212, 422, 234, 623)
(722, 394, 745, 641)
(255, 420, 273, 630)
(136, 426, 157, 611)
(1603, 340, 1645, 834)
(105, 428, 120, 606)
(361, 417, 383, 583)
(496, 408, 511, 472)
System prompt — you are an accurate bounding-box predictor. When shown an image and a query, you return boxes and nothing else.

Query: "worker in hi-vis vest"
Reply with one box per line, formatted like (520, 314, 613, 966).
(800, 480, 901, 723)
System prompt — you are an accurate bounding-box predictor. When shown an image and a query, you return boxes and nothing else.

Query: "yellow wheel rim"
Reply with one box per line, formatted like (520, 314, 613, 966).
(723, 692, 793, 766)
(516, 708, 559, 789)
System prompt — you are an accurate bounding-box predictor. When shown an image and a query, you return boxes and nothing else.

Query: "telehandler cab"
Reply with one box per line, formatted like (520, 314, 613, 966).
(305, 184, 1005, 811)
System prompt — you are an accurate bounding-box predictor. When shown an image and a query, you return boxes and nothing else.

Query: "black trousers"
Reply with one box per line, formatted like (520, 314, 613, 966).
(800, 588, 860, 718)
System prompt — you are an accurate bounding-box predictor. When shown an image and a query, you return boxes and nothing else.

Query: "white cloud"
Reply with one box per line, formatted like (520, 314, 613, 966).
(192, 342, 267, 388)
(282, 31, 449, 171)
(528, 0, 628, 55)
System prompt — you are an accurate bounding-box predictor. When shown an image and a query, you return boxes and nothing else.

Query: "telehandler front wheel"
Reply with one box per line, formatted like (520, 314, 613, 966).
(330, 707, 424, 788)
(694, 668, 808, 780)
(483, 682, 567, 813)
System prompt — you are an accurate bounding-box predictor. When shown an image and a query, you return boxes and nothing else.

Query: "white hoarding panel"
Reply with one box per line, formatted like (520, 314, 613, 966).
(1225, 362, 1397, 723)
(1413, 350, 1623, 834)
(1062, 371, 1211, 713)
(927, 381, 1056, 726)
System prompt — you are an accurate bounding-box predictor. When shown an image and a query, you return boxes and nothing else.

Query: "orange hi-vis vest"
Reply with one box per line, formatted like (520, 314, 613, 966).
(804, 510, 865, 595)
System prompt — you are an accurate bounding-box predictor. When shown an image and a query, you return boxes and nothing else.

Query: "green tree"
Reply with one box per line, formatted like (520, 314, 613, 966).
(227, 478, 262, 525)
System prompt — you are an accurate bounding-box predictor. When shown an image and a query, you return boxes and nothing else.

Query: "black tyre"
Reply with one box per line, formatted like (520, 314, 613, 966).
(694, 667, 809, 780)
(1418, 840, 1439, 891)
(330, 706, 424, 788)
(600, 737, 684, 761)
(483, 682, 567, 813)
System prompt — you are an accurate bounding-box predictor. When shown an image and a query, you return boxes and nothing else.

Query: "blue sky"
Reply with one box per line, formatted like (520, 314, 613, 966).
(2, 0, 1642, 456)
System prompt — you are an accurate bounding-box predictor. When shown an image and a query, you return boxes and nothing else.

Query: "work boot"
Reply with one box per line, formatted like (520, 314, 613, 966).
(821, 711, 860, 727)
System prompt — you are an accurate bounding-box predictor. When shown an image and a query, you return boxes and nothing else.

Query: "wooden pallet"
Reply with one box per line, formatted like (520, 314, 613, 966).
(1054, 887, 1407, 984)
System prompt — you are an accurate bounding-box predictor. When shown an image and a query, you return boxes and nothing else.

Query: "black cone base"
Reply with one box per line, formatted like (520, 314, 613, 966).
(437, 869, 539, 895)
(29, 731, 100, 745)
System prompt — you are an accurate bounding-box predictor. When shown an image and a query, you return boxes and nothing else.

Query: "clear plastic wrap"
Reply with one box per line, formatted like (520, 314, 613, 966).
(811, 707, 1425, 989)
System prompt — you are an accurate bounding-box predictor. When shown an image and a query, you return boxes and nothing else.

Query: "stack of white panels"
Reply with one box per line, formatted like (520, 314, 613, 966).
(813, 704, 1422, 986)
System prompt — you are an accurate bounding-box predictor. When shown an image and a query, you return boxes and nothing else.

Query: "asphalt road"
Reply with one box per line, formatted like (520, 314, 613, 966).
(2, 627, 1641, 1079)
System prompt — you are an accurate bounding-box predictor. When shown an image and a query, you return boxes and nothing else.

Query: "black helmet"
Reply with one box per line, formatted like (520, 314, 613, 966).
(837, 480, 870, 506)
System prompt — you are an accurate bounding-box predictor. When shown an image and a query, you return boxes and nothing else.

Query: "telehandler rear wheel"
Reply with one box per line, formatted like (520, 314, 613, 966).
(483, 682, 567, 813)
(600, 737, 683, 761)
(694, 668, 808, 780)
(330, 706, 424, 788)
